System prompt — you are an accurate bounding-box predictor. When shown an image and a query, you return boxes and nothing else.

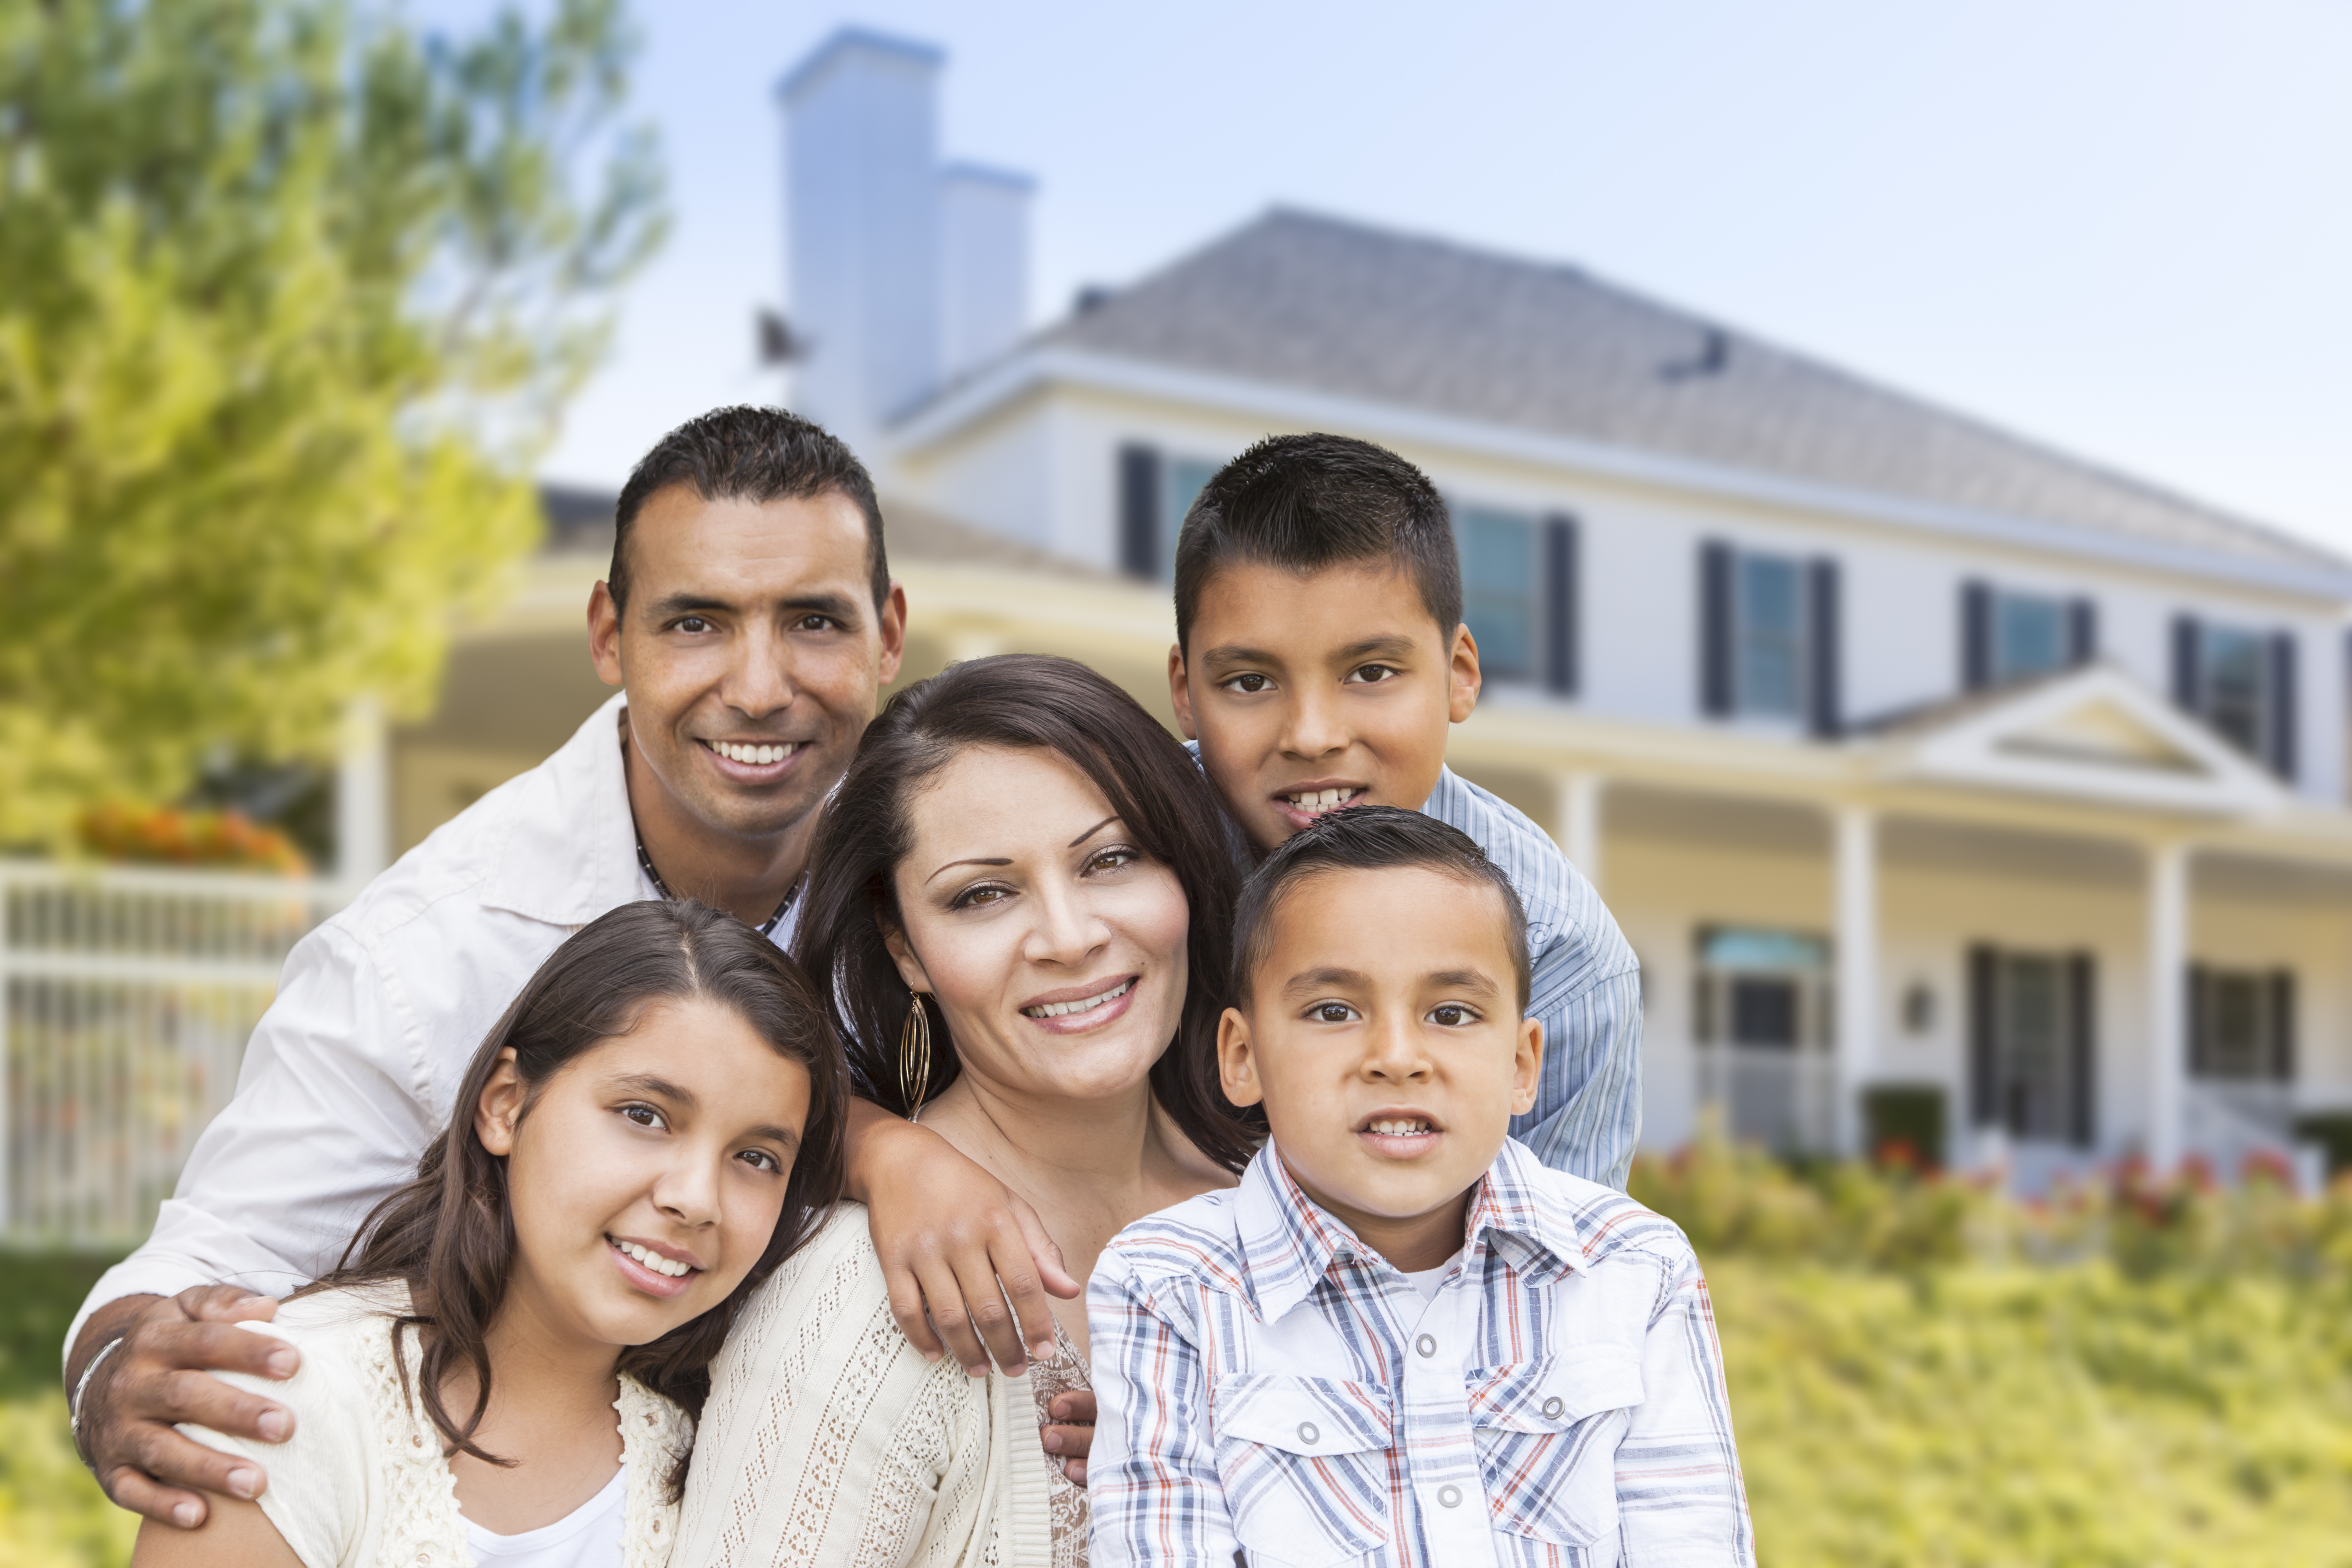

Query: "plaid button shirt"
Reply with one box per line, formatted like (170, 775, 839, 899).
(1087, 1139, 1754, 1568)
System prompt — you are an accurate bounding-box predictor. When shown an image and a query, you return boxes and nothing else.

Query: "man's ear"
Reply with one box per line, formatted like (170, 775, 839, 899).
(475, 1048, 526, 1155)
(1447, 622, 1483, 724)
(875, 580, 909, 687)
(1510, 1014, 1543, 1118)
(880, 919, 932, 998)
(1167, 644, 1199, 741)
(1218, 1007, 1264, 1108)
(588, 581, 625, 688)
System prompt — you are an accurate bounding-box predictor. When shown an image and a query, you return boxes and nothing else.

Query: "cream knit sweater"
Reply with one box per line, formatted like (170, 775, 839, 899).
(675, 1203, 1055, 1568)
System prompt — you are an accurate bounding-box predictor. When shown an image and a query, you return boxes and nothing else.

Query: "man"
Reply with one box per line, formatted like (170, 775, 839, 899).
(68, 407, 1083, 1528)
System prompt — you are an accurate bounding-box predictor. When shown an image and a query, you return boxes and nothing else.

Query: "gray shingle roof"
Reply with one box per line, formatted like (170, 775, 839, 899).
(1040, 208, 2342, 577)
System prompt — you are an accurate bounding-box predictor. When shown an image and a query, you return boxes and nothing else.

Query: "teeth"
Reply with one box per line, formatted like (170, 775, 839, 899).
(1288, 788, 1354, 809)
(1023, 978, 1136, 1019)
(713, 741, 797, 765)
(1366, 1119, 1434, 1137)
(612, 1237, 692, 1277)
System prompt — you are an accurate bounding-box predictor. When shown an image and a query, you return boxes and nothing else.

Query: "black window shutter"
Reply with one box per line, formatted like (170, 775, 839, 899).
(1808, 557, 1842, 738)
(1543, 513, 1579, 697)
(1968, 945, 1999, 1128)
(2187, 965, 2211, 1077)
(2270, 970, 2296, 1082)
(1699, 541, 1733, 718)
(2268, 632, 2298, 782)
(2068, 598, 2099, 666)
(2066, 952, 2096, 1149)
(2171, 615, 2203, 712)
(1961, 580, 1993, 690)
(1116, 444, 1162, 580)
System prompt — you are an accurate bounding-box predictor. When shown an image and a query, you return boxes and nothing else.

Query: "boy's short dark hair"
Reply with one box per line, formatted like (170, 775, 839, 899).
(609, 405, 889, 613)
(1173, 433, 1462, 653)
(1232, 805, 1530, 1010)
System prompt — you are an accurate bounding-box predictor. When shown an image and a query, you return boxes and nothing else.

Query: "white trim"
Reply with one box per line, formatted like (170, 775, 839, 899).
(888, 347, 2352, 603)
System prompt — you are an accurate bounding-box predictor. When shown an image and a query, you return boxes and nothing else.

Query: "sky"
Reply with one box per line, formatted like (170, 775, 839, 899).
(488, 0, 2352, 556)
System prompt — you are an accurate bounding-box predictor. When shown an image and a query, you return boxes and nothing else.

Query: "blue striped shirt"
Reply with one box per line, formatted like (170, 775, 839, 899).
(1087, 1138, 1755, 1566)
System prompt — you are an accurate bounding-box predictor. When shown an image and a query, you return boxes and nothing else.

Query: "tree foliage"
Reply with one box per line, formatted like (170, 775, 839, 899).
(0, 0, 666, 847)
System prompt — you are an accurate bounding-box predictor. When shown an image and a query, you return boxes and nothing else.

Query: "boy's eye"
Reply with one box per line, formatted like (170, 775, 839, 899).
(1221, 672, 1272, 694)
(621, 1104, 668, 1131)
(1308, 1001, 1359, 1024)
(1428, 1004, 1479, 1028)
(1344, 664, 1399, 684)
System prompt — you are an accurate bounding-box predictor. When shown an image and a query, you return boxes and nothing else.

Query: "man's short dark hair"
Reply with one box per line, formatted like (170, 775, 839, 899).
(1173, 433, 1462, 653)
(609, 405, 890, 612)
(1232, 805, 1529, 1011)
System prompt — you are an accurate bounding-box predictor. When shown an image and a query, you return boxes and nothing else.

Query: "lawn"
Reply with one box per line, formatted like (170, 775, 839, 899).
(9, 1145, 2352, 1567)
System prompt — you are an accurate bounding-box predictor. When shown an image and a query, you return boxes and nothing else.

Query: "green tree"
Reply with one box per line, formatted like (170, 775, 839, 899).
(0, 0, 666, 850)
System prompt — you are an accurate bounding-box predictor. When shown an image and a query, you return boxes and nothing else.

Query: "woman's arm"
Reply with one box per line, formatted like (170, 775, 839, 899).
(132, 1496, 307, 1568)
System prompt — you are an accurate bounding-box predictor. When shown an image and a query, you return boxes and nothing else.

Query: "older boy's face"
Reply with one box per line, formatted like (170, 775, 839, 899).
(1170, 562, 1481, 853)
(1219, 865, 1541, 1272)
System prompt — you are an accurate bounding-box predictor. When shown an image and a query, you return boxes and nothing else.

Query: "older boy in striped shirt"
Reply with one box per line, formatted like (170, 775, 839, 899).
(1088, 808, 1751, 1567)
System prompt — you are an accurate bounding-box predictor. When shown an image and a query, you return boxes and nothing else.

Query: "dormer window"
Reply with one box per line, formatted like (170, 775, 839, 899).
(2171, 615, 2297, 779)
(1960, 582, 2096, 689)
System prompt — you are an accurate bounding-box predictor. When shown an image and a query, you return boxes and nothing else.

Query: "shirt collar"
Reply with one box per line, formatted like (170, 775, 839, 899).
(479, 692, 642, 928)
(1234, 1136, 1586, 1324)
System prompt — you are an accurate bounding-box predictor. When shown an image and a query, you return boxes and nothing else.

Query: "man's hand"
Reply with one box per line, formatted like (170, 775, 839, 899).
(1042, 1389, 1097, 1486)
(71, 1288, 297, 1529)
(846, 1100, 1080, 1376)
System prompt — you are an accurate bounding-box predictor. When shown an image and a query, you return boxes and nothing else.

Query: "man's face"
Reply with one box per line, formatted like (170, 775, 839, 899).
(588, 485, 905, 844)
(1219, 865, 1540, 1266)
(1170, 561, 1481, 853)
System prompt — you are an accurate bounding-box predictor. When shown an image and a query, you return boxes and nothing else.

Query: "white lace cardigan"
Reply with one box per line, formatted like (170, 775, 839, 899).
(184, 1284, 694, 1568)
(673, 1203, 1055, 1568)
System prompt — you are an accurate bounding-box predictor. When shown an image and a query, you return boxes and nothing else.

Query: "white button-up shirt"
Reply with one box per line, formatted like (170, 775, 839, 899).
(1087, 1139, 1755, 1568)
(69, 695, 794, 1354)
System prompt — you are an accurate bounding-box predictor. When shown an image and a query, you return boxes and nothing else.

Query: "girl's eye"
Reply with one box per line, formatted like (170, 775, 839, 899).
(1310, 1002, 1358, 1024)
(1429, 1004, 1478, 1028)
(1345, 664, 1399, 684)
(950, 884, 1010, 910)
(738, 1148, 782, 1173)
(1222, 672, 1272, 694)
(621, 1104, 667, 1130)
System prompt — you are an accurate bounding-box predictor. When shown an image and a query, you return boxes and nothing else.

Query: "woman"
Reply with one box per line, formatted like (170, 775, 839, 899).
(675, 655, 1259, 1567)
(148, 900, 846, 1568)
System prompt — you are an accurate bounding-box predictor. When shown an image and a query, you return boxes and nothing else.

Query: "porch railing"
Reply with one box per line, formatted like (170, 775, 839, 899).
(0, 862, 344, 1247)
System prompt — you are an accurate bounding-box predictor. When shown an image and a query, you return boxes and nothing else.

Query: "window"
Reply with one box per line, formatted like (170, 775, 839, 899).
(1461, 507, 1540, 682)
(1735, 552, 1806, 717)
(1694, 926, 1832, 1152)
(1164, 457, 1217, 571)
(1967, 947, 2094, 1147)
(2189, 968, 2293, 1082)
(2171, 615, 2296, 777)
(2202, 626, 2267, 756)
(1960, 581, 2094, 689)
(1116, 444, 1223, 581)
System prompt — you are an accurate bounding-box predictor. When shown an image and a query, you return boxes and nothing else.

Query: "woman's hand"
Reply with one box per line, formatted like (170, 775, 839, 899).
(846, 1099, 1079, 1375)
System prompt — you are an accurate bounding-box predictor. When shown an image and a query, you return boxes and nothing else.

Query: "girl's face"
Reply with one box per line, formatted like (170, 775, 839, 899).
(886, 745, 1193, 1109)
(477, 997, 811, 1352)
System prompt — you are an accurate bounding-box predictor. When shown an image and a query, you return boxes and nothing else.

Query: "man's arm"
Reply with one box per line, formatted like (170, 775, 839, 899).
(69, 919, 438, 1526)
(1511, 961, 1644, 1189)
(1085, 1264, 1233, 1567)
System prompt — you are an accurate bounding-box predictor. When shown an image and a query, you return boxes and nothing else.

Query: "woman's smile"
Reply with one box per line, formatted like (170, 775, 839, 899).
(1019, 974, 1138, 1031)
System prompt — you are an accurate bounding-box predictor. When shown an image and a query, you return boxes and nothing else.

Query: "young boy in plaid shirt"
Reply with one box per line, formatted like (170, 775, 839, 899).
(1086, 808, 1752, 1567)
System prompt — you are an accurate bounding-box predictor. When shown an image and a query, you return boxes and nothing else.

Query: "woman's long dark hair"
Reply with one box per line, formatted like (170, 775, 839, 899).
(309, 899, 846, 1491)
(795, 653, 1263, 1173)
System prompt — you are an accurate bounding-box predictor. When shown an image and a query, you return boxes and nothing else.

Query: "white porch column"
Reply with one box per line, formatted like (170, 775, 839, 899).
(337, 695, 390, 892)
(1833, 805, 1878, 1157)
(1555, 772, 1605, 892)
(2145, 840, 2189, 1174)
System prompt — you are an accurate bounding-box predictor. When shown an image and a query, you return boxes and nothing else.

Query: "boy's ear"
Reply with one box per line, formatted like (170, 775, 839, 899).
(1510, 1014, 1542, 1118)
(1448, 623, 1483, 724)
(475, 1047, 525, 1155)
(1167, 643, 1200, 741)
(1218, 1007, 1265, 1108)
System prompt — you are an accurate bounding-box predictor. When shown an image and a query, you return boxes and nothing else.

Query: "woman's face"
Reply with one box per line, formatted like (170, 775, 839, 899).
(478, 997, 812, 1353)
(886, 745, 1192, 1109)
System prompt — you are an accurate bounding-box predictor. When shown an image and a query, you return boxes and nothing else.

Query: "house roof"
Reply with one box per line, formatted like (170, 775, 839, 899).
(1035, 208, 2343, 579)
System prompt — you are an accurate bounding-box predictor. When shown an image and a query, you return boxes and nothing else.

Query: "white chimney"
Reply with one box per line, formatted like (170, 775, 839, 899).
(776, 30, 945, 459)
(938, 163, 1033, 383)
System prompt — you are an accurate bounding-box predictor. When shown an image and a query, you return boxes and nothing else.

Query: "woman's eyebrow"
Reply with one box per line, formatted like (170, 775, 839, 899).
(1068, 815, 1121, 847)
(925, 856, 1012, 885)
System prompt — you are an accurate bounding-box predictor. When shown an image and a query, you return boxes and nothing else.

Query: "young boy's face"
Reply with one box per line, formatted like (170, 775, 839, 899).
(1170, 561, 1481, 853)
(1219, 865, 1541, 1272)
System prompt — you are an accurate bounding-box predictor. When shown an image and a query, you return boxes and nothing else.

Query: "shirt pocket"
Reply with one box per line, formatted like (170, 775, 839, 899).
(1466, 1350, 1644, 1557)
(1212, 1373, 1394, 1568)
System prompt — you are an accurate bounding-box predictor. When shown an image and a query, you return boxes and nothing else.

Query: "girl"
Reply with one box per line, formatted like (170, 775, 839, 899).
(137, 899, 846, 1568)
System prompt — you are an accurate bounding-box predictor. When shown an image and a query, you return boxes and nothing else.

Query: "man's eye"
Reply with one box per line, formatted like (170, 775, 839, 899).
(675, 616, 713, 634)
(1311, 1002, 1357, 1024)
(1429, 1004, 1478, 1027)
(1222, 673, 1272, 694)
(1344, 664, 1399, 684)
(796, 614, 839, 632)
(621, 1104, 667, 1130)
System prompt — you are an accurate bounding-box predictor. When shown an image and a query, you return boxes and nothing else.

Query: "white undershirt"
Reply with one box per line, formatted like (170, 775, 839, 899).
(464, 1464, 628, 1568)
(1402, 1252, 1461, 1304)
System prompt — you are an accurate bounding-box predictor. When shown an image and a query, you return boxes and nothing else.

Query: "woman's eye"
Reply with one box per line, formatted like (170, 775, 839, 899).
(1222, 672, 1272, 694)
(621, 1104, 667, 1130)
(1429, 1004, 1478, 1027)
(950, 884, 1009, 910)
(1345, 664, 1399, 684)
(1310, 1002, 1357, 1024)
(1087, 848, 1138, 874)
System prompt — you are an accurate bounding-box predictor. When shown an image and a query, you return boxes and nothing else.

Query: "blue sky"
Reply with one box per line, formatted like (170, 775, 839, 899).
(508, 0, 2352, 555)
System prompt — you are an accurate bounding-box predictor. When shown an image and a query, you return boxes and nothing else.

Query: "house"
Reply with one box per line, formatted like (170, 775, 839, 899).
(392, 28, 2352, 1185)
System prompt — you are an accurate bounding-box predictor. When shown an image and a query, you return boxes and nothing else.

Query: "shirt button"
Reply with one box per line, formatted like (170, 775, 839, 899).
(1415, 1333, 1438, 1359)
(1541, 1396, 1565, 1420)
(1297, 1421, 1320, 1446)
(1437, 1484, 1463, 1509)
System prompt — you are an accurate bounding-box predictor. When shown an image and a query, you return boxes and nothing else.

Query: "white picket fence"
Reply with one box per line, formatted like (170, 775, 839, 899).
(0, 861, 344, 1246)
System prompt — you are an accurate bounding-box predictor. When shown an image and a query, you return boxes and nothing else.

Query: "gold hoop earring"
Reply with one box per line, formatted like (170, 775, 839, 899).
(899, 993, 934, 1120)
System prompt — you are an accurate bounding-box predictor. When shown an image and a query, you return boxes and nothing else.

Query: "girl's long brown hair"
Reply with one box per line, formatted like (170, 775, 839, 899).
(307, 899, 846, 1491)
(794, 653, 1263, 1173)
